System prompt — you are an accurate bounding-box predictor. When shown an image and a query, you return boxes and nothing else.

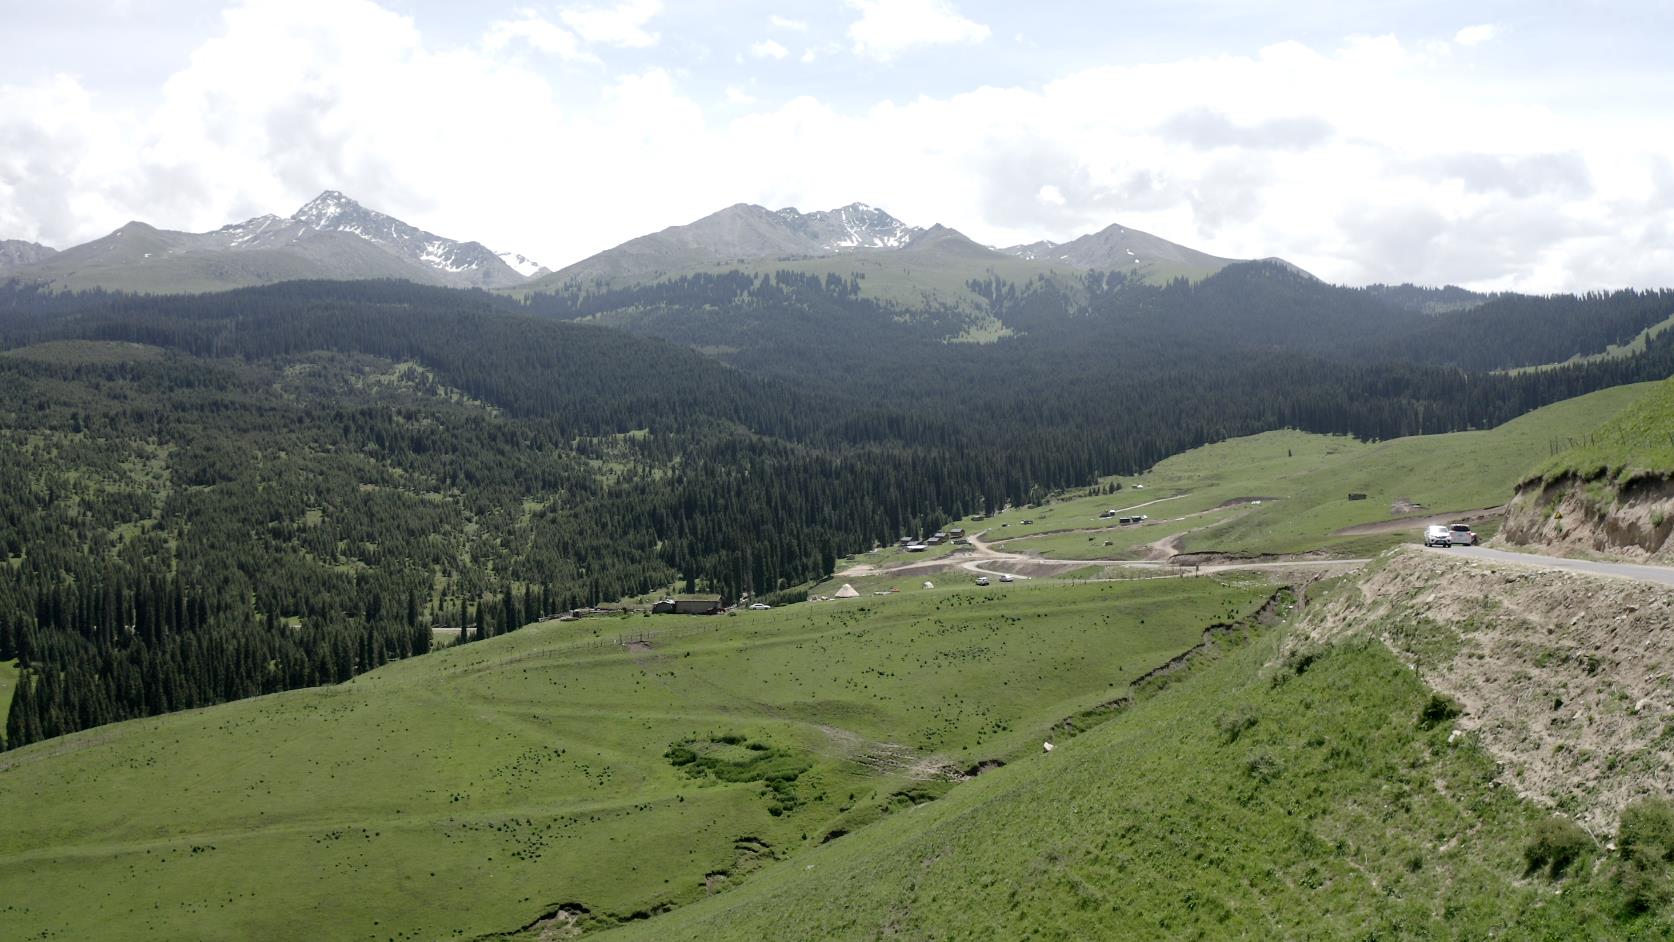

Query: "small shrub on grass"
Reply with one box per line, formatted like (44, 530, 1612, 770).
(1417, 693, 1462, 730)
(1215, 705, 1259, 744)
(1523, 816, 1592, 879)
(1616, 797, 1674, 912)
(1244, 750, 1283, 784)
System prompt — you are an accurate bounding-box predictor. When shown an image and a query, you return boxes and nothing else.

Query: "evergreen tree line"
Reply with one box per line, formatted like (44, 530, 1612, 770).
(2, 274, 1671, 748)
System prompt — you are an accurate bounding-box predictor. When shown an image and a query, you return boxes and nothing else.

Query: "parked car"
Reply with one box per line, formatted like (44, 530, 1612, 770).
(748, 602, 772, 610)
(1424, 525, 1452, 547)
(974, 576, 991, 586)
(1449, 524, 1478, 546)
(999, 574, 1015, 583)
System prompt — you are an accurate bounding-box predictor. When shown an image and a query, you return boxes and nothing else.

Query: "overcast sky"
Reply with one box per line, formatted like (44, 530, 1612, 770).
(2, 0, 1672, 291)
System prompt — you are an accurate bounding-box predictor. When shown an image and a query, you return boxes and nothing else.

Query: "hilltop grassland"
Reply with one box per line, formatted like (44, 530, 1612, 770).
(1530, 373, 1674, 483)
(0, 578, 1269, 941)
(963, 381, 1654, 560)
(598, 572, 1674, 942)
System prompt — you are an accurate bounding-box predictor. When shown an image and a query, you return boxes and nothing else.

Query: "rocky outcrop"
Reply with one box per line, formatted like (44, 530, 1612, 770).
(1501, 472, 1674, 563)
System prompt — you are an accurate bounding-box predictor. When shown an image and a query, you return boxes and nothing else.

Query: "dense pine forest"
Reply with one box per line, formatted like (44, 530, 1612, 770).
(3, 270, 1672, 748)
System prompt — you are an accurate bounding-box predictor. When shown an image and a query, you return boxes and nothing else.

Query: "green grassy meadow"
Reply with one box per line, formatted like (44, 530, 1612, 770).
(0, 578, 1270, 940)
(1532, 374, 1674, 483)
(597, 602, 1673, 942)
(952, 382, 1654, 558)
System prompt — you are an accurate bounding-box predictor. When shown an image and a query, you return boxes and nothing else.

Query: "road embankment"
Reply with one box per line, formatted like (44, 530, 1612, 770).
(1290, 545, 1674, 835)
(1500, 471, 1674, 563)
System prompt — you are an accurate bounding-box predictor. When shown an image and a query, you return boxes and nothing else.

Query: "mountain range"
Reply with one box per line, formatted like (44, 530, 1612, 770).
(0, 239, 58, 273)
(0, 192, 544, 292)
(526, 201, 1246, 290)
(2, 192, 1265, 295)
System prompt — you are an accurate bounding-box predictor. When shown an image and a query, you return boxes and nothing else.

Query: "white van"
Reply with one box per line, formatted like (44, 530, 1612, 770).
(1424, 525, 1452, 547)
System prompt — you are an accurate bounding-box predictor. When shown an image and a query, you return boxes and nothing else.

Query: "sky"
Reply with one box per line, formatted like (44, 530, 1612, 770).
(2, 0, 1672, 291)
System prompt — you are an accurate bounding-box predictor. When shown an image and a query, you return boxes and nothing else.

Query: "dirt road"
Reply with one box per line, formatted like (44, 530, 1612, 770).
(1434, 545, 1674, 588)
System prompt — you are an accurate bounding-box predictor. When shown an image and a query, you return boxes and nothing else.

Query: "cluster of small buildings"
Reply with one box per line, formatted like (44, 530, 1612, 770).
(899, 527, 966, 552)
(1098, 511, 1149, 525)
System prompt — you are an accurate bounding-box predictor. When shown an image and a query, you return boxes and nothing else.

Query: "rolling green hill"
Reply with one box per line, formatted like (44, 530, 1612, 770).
(974, 380, 1655, 559)
(591, 572, 1673, 942)
(0, 577, 1270, 940)
(1530, 373, 1674, 483)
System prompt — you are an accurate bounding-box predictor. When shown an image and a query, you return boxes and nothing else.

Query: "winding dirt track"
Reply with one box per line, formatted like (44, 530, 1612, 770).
(842, 520, 1366, 585)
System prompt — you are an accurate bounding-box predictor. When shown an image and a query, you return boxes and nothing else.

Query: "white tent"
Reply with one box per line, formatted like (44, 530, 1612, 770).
(833, 583, 860, 599)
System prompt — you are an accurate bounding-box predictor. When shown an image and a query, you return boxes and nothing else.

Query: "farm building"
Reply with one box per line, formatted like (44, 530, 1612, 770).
(653, 595, 723, 615)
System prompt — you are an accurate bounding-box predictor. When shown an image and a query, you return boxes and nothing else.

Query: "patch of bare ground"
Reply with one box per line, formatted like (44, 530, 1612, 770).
(816, 724, 962, 782)
(1290, 545, 1674, 834)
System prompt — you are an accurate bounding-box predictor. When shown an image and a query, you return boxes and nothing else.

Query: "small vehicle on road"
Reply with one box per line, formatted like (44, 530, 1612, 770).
(1449, 524, 1478, 546)
(999, 573, 1015, 583)
(748, 602, 772, 610)
(1424, 525, 1452, 547)
(974, 576, 991, 586)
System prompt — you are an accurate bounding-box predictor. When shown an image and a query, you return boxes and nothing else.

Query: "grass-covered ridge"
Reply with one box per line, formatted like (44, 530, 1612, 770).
(1531, 373, 1674, 484)
(945, 381, 1653, 559)
(0, 577, 1268, 940)
(597, 594, 1674, 942)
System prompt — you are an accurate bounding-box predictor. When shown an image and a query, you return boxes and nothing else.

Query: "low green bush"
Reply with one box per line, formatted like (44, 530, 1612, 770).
(1617, 797, 1674, 912)
(1523, 816, 1591, 879)
(1418, 693, 1462, 730)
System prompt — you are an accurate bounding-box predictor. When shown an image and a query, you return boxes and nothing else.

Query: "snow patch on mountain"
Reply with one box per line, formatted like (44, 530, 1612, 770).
(496, 251, 549, 278)
(776, 202, 922, 253)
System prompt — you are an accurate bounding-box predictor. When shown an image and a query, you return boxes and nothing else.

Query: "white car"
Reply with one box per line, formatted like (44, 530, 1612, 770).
(974, 576, 991, 586)
(748, 602, 772, 610)
(999, 574, 1015, 583)
(1448, 524, 1478, 546)
(1424, 524, 1452, 547)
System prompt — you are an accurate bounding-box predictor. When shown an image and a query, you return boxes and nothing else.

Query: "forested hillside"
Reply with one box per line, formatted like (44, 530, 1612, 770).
(4, 270, 1674, 748)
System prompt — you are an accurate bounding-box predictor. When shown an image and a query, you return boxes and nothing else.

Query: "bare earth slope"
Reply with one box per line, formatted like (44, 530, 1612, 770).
(1292, 545, 1674, 834)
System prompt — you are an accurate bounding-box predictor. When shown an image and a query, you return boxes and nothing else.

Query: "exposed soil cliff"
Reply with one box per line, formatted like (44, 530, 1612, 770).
(1290, 546, 1674, 834)
(1500, 472, 1674, 563)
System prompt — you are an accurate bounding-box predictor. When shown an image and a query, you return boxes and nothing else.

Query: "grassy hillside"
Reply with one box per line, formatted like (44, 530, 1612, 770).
(0, 660, 16, 743)
(597, 589, 1671, 942)
(0, 578, 1269, 940)
(1504, 312, 1674, 375)
(967, 381, 1654, 558)
(1531, 374, 1674, 483)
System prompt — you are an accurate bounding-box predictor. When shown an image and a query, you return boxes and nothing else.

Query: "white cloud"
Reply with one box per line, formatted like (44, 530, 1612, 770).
(2, 2, 1671, 293)
(846, 0, 990, 62)
(769, 15, 808, 32)
(483, 9, 590, 61)
(559, 0, 661, 49)
(1454, 23, 1500, 46)
(750, 39, 789, 60)
(801, 48, 817, 64)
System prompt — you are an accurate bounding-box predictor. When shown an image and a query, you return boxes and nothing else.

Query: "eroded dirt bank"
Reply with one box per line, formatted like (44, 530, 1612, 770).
(1500, 472, 1674, 563)
(1290, 546, 1674, 834)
